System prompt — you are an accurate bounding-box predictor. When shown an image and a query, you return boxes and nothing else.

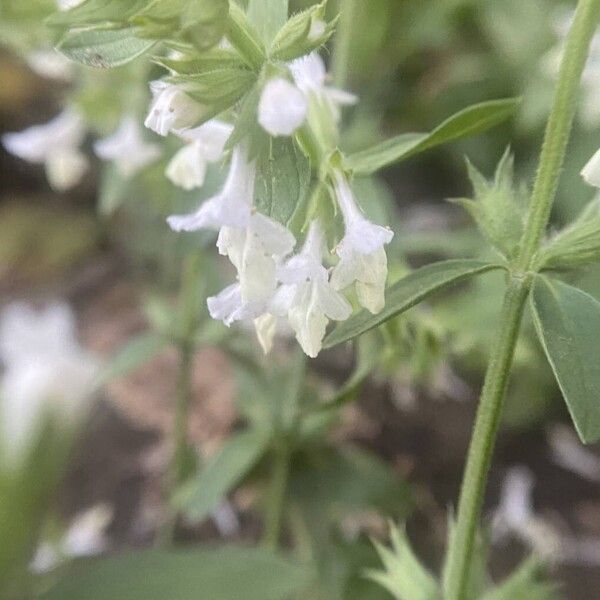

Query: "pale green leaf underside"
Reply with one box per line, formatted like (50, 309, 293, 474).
(174, 429, 270, 523)
(247, 0, 288, 44)
(531, 276, 600, 443)
(40, 547, 311, 600)
(57, 28, 155, 67)
(346, 98, 520, 175)
(324, 260, 504, 348)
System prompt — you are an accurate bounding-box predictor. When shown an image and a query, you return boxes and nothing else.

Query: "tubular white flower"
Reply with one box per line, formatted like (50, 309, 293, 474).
(257, 78, 308, 137)
(273, 221, 352, 357)
(330, 172, 393, 314)
(144, 81, 206, 137)
(0, 303, 98, 466)
(94, 116, 160, 178)
(218, 214, 295, 305)
(207, 283, 265, 326)
(2, 109, 88, 192)
(581, 147, 600, 188)
(289, 52, 357, 122)
(167, 144, 255, 231)
(166, 119, 233, 190)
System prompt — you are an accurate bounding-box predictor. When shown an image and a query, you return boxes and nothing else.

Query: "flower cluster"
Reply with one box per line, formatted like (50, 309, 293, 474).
(1, 26, 394, 359)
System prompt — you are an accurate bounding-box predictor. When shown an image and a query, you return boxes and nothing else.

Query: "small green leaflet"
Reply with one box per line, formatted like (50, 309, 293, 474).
(345, 98, 520, 175)
(174, 428, 270, 523)
(247, 0, 288, 44)
(324, 260, 504, 348)
(96, 331, 169, 385)
(40, 547, 312, 600)
(531, 276, 600, 444)
(47, 0, 148, 27)
(57, 28, 155, 68)
(254, 138, 311, 227)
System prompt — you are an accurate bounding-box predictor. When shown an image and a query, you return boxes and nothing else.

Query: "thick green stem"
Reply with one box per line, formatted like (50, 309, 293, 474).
(445, 1, 600, 597)
(262, 443, 290, 551)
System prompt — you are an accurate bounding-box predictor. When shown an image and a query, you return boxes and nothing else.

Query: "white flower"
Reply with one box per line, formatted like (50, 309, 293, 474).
(273, 220, 352, 357)
(167, 144, 255, 231)
(94, 116, 160, 178)
(581, 147, 600, 188)
(0, 302, 98, 466)
(217, 213, 295, 304)
(257, 78, 308, 137)
(144, 81, 206, 137)
(207, 283, 265, 326)
(330, 172, 393, 314)
(57, 0, 84, 9)
(491, 466, 560, 558)
(289, 52, 357, 122)
(31, 504, 112, 574)
(2, 109, 88, 191)
(26, 50, 73, 81)
(166, 119, 233, 190)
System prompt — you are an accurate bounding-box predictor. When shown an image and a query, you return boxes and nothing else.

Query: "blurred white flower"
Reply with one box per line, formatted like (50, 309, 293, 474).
(258, 78, 308, 136)
(548, 425, 600, 483)
(289, 52, 357, 122)
(144, 81, 205, 137)
(2, 109, 88, 192)
(31, 504, 112, 573)
(330, 171, 393, 314)
(57, 0, 84, 10)
(581, 147, 600, 188)
(273, 220, 352, 357)
(26, 50, 73, 81)
(166, 119, 233, 190)
(167, 144, 255, 231)
(492, 466, 560, 558)
(0, 302, 98, 465)
(94, 116, 160, 178)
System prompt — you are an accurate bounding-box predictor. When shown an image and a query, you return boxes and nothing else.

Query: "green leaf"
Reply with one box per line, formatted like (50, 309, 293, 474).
(174, 429, 270, 523)
(254, 138, 311, 227)
(40, 547, 312, 600)
(366, 524, 439, 600)
(324, 260, 504, 348)
(97, 331, 169, 385)
(181, 0, 229, 51)
(57, 28, 155, 68)
(452, 148, 527, 259)
(531, 276, 600, 443)
(47, 0, 147, 27)
(270, 1, 335, 62)
(345, 98, 520, 176)
(247, 0, 288, 44)
(129, 0, 187, 39)
(98, 163, 131, 216)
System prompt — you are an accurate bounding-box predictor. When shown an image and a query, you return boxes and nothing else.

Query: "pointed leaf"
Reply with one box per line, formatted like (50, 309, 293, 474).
(57, 28, 155, 68)
(346, 98, 520, 175)
(247, 0, 288, 44)
(40, 547, 312, 600)
(531, 276, 600, 443)
(324, 260, 504, 348)
(174, 429, 270, 523)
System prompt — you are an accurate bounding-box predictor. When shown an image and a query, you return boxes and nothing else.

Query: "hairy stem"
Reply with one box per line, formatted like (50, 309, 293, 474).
(332, 0, 358, 89)
(445, 0, 600, 597)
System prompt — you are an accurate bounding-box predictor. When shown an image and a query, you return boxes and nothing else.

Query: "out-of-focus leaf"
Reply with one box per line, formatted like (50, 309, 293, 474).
(531, 276, 600, 443)
(97, 331, 169, 385)
(47, 0, 147, 27)
(247, 0, 288, 44)
(324, 260, 504, 348)
(181, 0, 229, 51)
(40, 547, 312, 600)
(98, 163, 131, 216)
(57, 28, 155, 68)
(174, 429, 270, 523)
(367, 524, 439, 600)
(346, 98, 520, 175)
(254, 138, 311, 227)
